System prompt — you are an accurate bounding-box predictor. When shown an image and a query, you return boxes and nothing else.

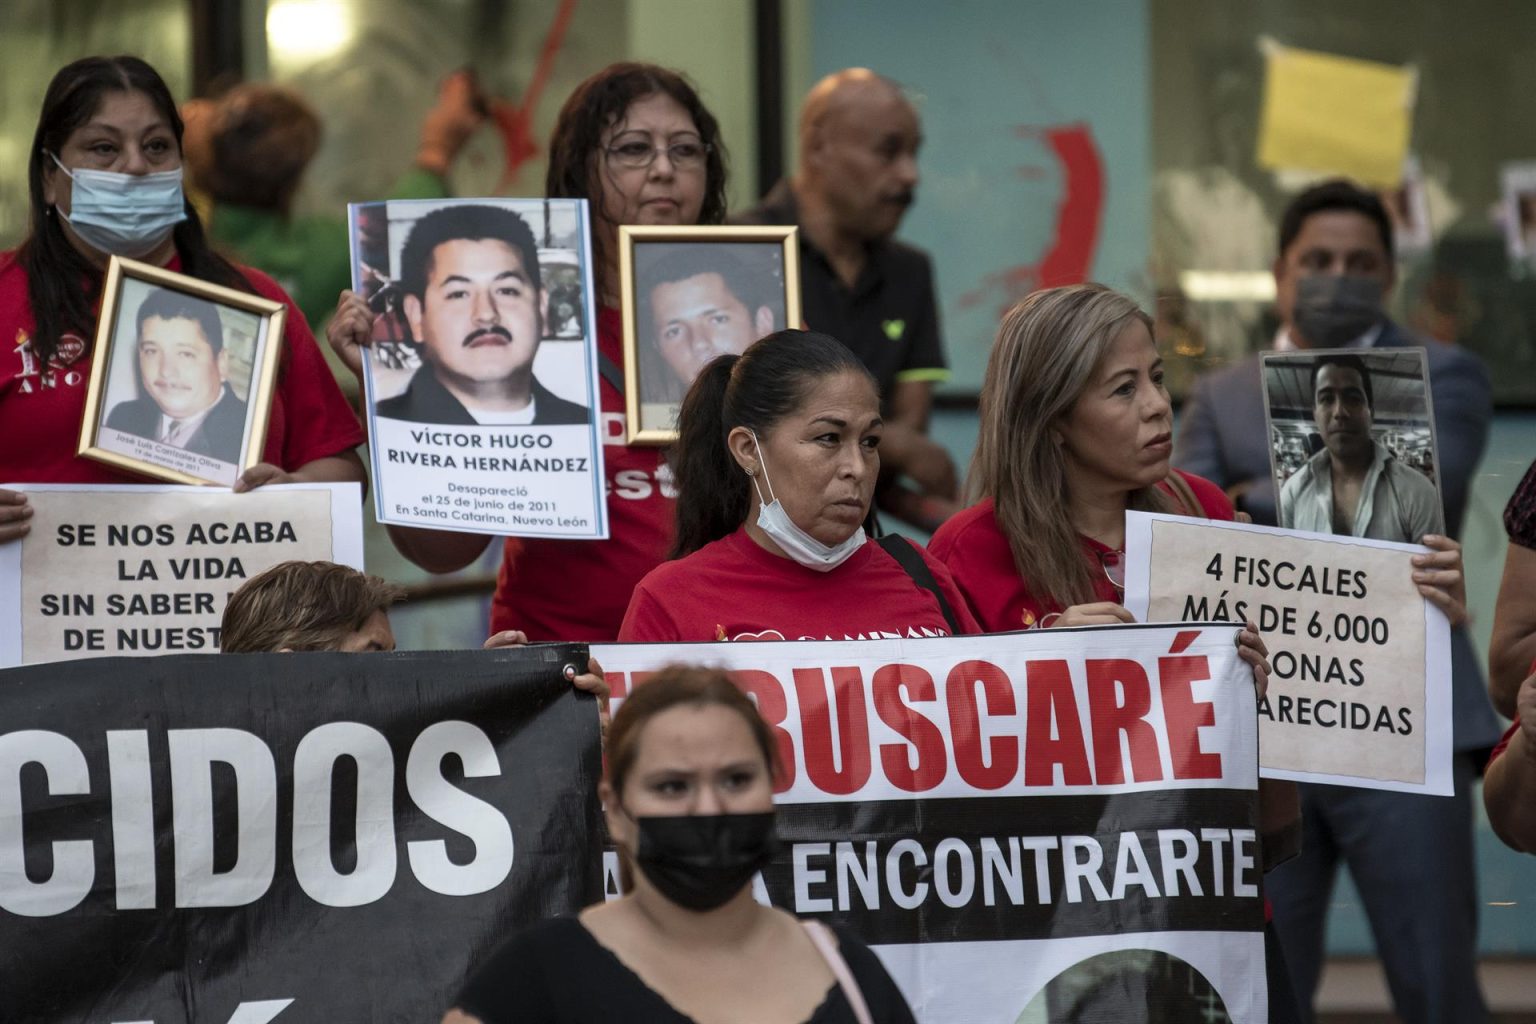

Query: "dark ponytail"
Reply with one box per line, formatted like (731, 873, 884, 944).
(668, 329, 876, 558)
(669, 354, 745, 558)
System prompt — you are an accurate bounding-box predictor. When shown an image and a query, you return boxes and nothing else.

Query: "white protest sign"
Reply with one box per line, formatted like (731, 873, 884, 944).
(595, 627, 1267, 1022)
(1122, 510, 1452, 795)
(367, 418, 607, 538)
(349, 197, 609, 541)
(0, 483, 364, 666)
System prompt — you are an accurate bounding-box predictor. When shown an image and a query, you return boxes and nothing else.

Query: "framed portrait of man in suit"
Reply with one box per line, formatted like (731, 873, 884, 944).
(618, 225, 801, 444)
(77, 257, 285, 487)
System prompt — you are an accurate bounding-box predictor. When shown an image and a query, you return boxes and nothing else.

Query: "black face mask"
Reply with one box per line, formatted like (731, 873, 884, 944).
(632, 812, 780, 912)
(1292, 274, 1385, 348)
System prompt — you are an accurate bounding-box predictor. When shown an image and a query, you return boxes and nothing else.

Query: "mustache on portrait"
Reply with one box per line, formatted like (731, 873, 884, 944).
(462, 326, 514, 347)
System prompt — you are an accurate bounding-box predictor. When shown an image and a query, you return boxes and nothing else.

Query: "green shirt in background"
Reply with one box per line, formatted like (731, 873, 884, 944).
(207, 167, 448, 394)
(208, 167, 448, 329)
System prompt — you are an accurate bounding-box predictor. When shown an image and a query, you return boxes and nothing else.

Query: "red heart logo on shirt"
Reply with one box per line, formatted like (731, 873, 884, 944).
(53, 334, 86, 367)
(730, 629, 787, 642)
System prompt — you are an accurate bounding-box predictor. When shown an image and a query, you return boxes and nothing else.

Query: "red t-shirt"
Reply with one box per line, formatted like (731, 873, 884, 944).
(1489, 719, 1519, 766)
(928, 471, 1234, 633)
(0, 250, 364, 483)
(618, 525, 981, 642)
(489, 307, 673, 642)
(1486, 657, 1536, 770)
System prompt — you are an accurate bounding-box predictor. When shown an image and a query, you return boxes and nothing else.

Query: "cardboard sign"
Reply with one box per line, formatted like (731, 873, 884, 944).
(0, 483, 363, 665)
(348, 198, 608, 540)
(1123, 511, 1452, 795)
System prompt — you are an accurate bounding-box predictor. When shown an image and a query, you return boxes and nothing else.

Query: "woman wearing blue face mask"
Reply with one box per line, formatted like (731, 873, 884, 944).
(445, 664, 917, 1024)
(617, 330, 979, 643)
(0, 56, 365, 542)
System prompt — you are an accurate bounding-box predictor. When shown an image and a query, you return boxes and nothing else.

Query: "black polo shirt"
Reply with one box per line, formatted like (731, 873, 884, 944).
(734, 180, 948, 406)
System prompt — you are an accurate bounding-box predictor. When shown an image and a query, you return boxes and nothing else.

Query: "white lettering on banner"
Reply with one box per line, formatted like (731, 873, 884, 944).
(170, 729, 278, 908)
(888, 839, 928, 910)
(981, 838, 1023, 904)
(292, 724, 397, 908)
(0, 721, 515, 914)
(838, 842, 880, 910)
(794, 843, 832, 912)
(110, 998, 295, 1024)
(225, 999, 295, 1024)
(107, 731, 156, 910)
(934, 837, 975, 907)
(788, 829, 1259, 914)
(0, 731, 94, 917)
(406, 721, 516, 896)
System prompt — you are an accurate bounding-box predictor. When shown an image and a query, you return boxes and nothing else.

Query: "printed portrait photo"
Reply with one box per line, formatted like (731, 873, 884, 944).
(1263, 348, 1444, 543)
(1016, 949, 1235, 1024)
(620, 226, 800, 443)
(1500, 161, 1536, 267)
(81, 260, 282, 487)
(351, 198, 595, 428)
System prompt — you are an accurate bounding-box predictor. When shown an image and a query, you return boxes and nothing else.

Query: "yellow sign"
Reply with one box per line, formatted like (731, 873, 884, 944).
(1257, 42, 1416, 187)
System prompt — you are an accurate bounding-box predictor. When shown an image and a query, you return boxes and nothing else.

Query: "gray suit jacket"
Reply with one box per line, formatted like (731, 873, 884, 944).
(1173, 320, 1502, 751)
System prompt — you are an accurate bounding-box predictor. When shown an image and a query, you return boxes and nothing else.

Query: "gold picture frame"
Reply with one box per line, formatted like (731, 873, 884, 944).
(76, 256, 287, 487)
(618, 224, 802, 445)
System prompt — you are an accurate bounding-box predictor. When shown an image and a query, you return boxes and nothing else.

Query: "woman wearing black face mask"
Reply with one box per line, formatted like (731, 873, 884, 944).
(445, 665, 916, 1024)
(0, 56, 365, 544)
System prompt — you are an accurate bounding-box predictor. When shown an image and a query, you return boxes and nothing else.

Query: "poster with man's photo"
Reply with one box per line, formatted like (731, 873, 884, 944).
(1500, 160, 1536, 271)
(1262, 347, 1443, 542)
(348, 198, 607, 539)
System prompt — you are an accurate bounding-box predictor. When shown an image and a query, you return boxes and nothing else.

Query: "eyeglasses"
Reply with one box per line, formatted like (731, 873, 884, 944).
(605, 136, 712, 170)
(1100, 549, 1126, 594)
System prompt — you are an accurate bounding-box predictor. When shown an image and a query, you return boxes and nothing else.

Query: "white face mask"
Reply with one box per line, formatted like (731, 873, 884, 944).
(51, 152, 186, 258)
(748, 430, 866, 572)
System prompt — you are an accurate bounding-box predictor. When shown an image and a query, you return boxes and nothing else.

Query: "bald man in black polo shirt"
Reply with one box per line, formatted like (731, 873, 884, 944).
(738, 68, 957, 530)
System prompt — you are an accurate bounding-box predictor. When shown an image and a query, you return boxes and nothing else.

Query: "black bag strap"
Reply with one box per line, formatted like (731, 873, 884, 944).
(597, 352, 625, 393)
(877, 534, 962, 635)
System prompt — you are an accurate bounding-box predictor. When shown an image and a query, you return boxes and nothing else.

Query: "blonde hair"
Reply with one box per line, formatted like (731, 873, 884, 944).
(970, 284, 1169, 612)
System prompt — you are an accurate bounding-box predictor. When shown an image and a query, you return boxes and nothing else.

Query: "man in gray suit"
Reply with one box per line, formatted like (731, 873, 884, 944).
(1175, 179, 1502, 1024)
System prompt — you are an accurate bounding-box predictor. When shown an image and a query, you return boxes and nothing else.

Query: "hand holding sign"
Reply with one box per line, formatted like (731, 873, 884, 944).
(1411, 534, 1468, 627)
(324, 289, 373, 379)
(0, 488, 31, 543)
(1054, 601, 1135, 627)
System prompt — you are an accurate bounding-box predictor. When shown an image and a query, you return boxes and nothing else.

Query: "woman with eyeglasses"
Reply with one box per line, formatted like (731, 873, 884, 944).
(326, 63, 726, 642)
(0, 56, 366, 541)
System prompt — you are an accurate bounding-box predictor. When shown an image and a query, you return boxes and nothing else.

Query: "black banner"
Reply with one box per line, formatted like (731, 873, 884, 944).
(767, 790, 1262, 945)
(0, 647, 603, 1024)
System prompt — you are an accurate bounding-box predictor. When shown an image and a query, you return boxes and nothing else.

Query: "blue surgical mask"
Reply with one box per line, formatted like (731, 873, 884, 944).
(749, 430, 866, 571)
(50, 152, 186, 258)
